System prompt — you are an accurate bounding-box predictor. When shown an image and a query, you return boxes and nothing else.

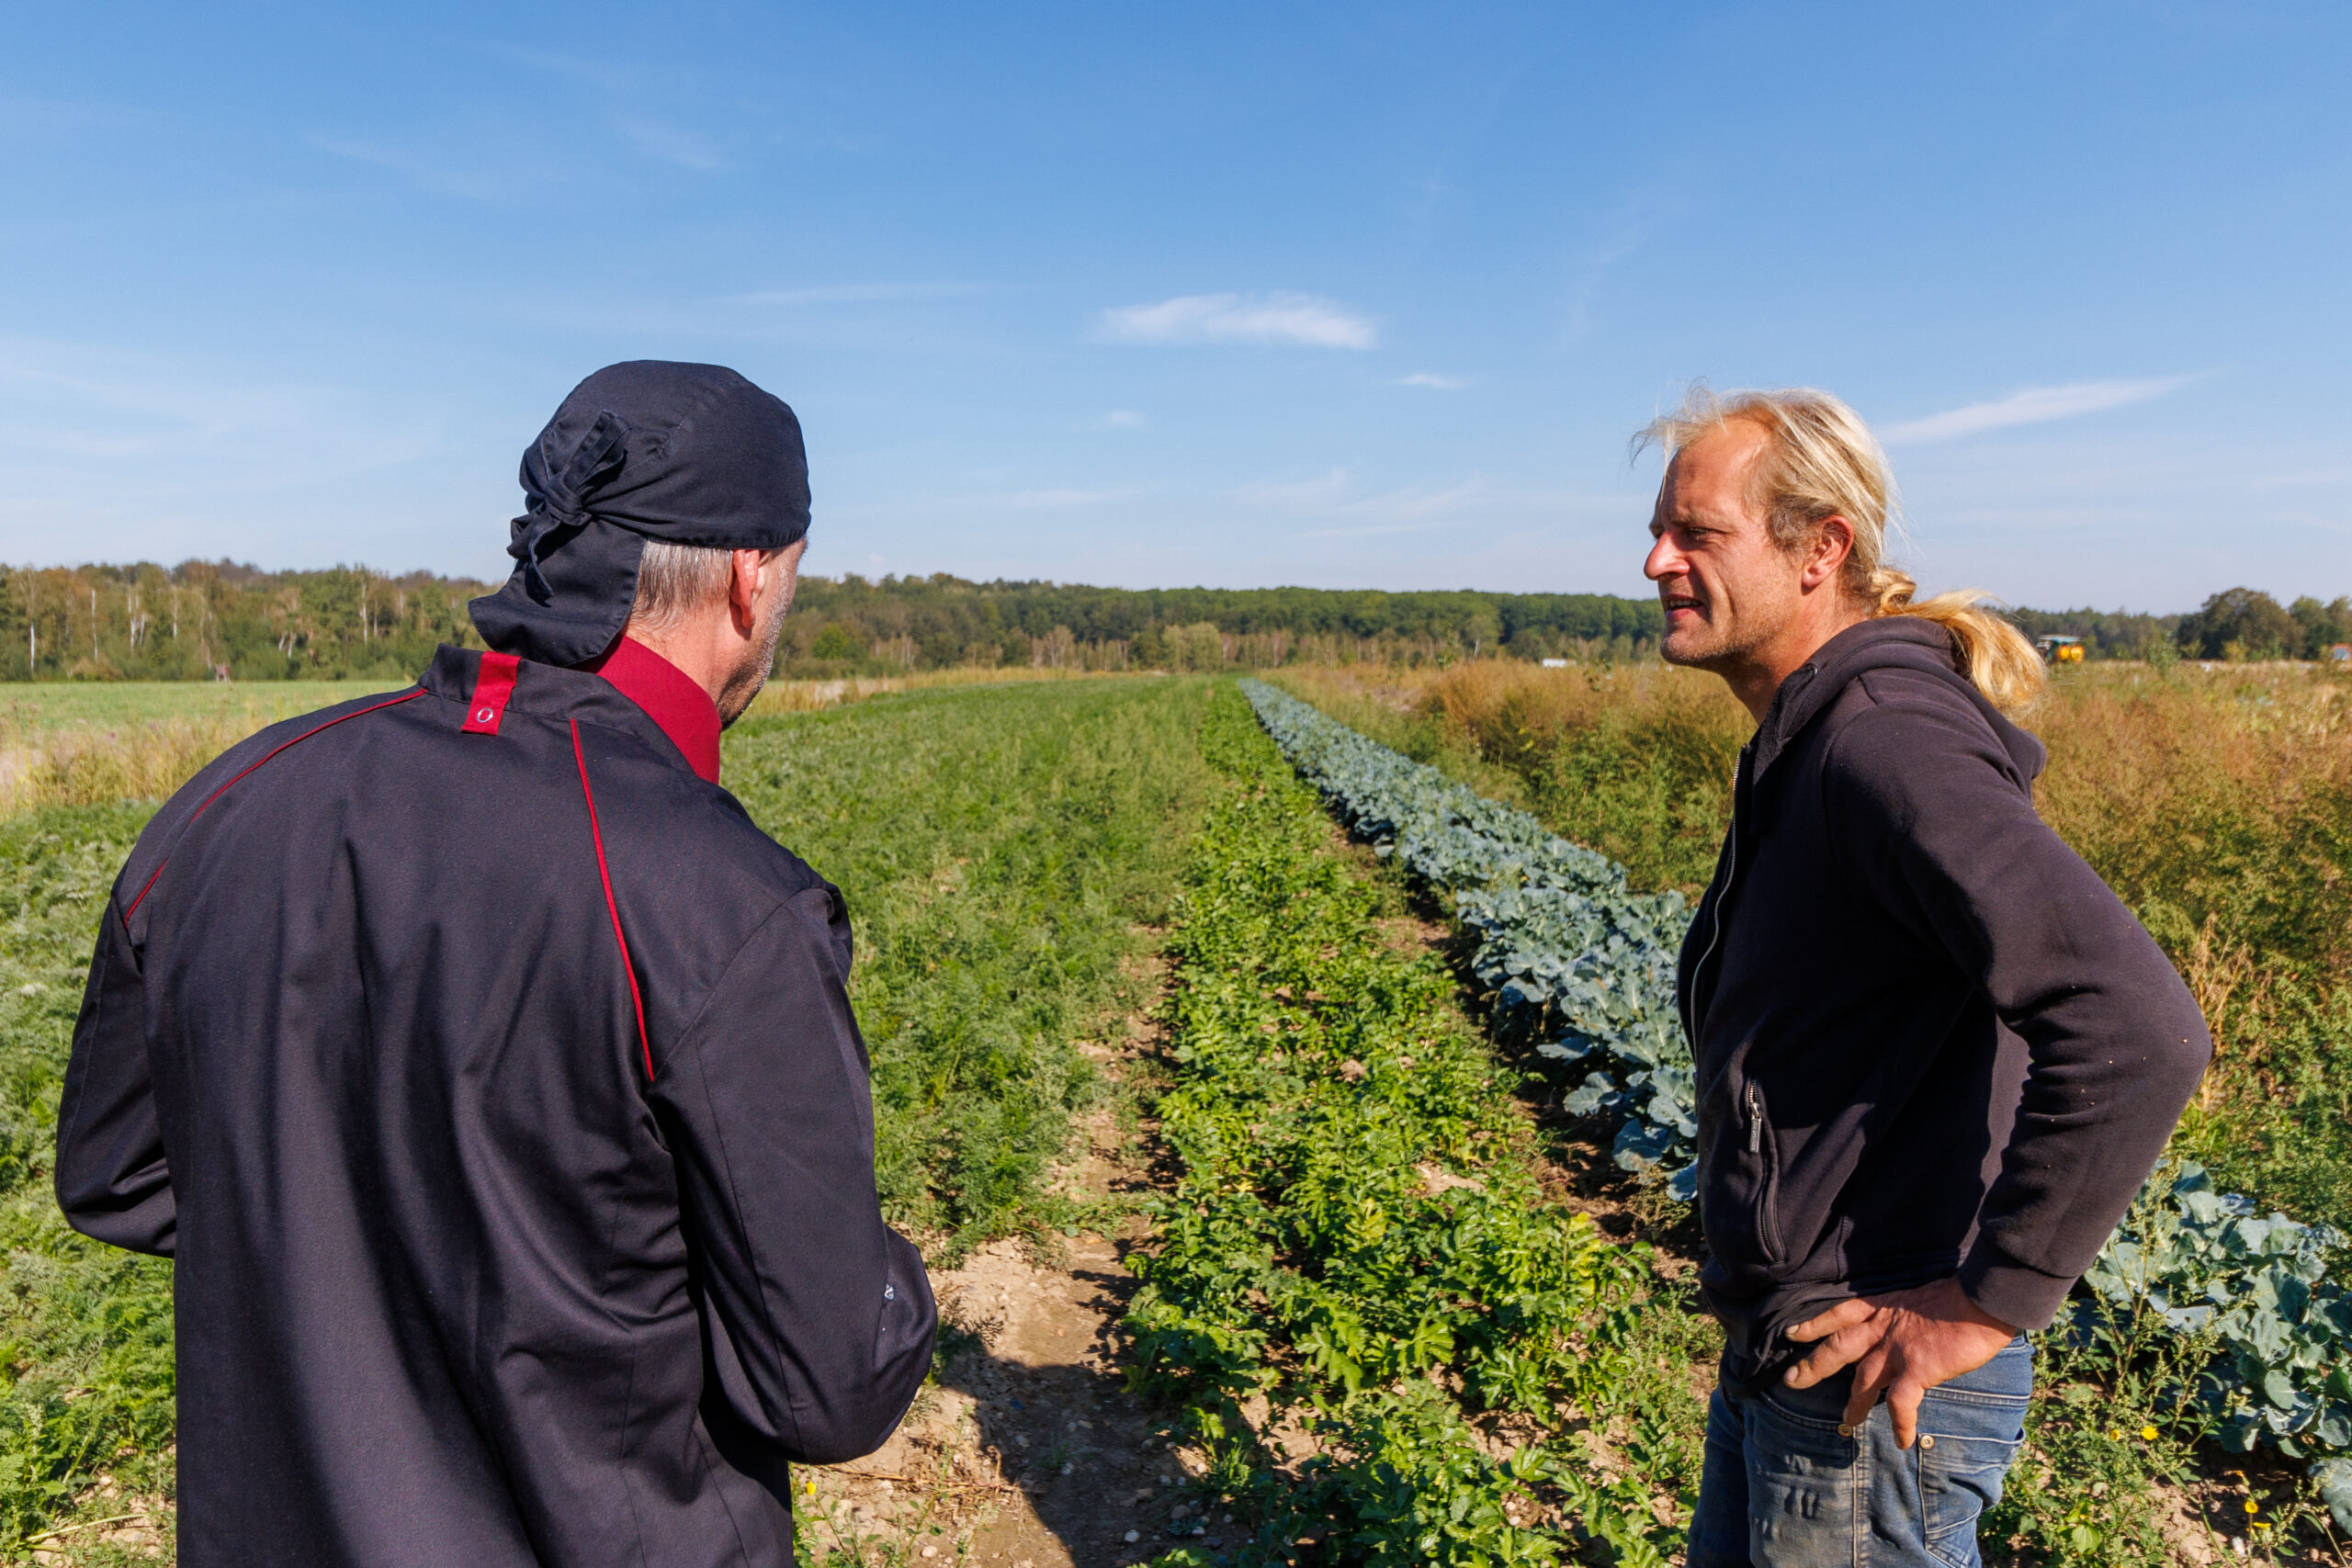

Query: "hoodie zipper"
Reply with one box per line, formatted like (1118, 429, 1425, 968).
(1747, 1081, 1761, 1154)
(1682, 753, 1744, 1042)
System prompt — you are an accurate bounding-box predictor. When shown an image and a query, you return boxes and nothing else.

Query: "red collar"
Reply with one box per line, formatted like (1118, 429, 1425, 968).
(581, 637, 723, 784)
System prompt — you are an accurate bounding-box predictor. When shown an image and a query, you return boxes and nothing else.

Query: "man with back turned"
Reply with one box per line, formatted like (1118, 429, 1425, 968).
(1641, 388, 2209, 1567)
(56, 361, 935, 1566)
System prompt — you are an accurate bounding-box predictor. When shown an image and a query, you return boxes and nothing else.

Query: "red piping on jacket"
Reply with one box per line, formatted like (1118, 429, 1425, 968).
(120, 688, 428, 922)
(571, 718, 654, 1082)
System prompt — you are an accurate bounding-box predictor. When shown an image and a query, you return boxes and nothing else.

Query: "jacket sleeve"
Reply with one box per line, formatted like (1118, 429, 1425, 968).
(1824, 694, 2211, 1332)
(655, 884, 936, 1465)
(55, 899, 176, 1256)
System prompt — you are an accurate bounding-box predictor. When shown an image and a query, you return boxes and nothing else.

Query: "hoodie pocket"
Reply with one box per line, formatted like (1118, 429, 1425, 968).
(1747, 1080, 1785, 1263)
(1699, 1073, 1786, 1279)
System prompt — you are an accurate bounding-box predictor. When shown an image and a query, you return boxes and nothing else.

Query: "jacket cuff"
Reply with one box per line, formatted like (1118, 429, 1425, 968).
(1957, 1238, 2074, 1332)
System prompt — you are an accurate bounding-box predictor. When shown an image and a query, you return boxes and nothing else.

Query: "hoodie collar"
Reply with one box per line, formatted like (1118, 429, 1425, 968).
(1749, 615, 2045, 787)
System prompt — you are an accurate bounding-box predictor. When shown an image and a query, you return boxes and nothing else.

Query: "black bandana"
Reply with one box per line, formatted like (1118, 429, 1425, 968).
(469, 361, 811, 666)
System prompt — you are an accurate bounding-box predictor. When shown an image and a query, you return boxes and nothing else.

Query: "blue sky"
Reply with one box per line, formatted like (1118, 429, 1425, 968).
(2, 3, 2344, 609)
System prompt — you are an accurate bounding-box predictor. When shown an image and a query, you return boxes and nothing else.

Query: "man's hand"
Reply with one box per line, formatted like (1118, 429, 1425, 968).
(1782, 1278, 2018, 1449)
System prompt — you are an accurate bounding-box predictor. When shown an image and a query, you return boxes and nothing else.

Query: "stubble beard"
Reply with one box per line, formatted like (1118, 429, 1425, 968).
(1660, 597, 1787, 678)
(715, 593, 791, 729)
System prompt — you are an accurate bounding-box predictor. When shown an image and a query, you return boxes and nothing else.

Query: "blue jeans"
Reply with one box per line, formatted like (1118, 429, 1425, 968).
(1688, 1336, 2033, 1568)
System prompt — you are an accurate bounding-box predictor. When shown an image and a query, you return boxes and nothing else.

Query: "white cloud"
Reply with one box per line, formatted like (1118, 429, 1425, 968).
(1095, 292, 1376, 350)
(1010, 487, 1138, 508)
(1098, 410, 1149, 429)
(1882, 377, 2194, 445)
(1392, 373, 1466, 389)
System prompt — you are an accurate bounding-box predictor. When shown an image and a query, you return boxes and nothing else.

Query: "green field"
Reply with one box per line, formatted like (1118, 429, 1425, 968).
(0, 676, 1223, 1561)
(2, 671, 2345, 1565)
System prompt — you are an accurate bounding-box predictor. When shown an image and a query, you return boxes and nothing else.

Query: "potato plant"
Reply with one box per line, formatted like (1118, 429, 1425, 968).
(1126, 686, 1705, 1565)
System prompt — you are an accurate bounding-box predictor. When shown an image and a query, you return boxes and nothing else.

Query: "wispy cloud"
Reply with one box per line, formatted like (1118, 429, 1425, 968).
(1882, 377, 2195, 445)
(1238, 468, 1487, 534)
(1010, 486, 1138, 508)
(1392, 373, 1466, 389)
(309, 136, 538, 202)
(1097, 410, 1149, 430)
(734, 282, 978, 307)
(616, 118, 726, 170)
(1095, 292, 1376, 350)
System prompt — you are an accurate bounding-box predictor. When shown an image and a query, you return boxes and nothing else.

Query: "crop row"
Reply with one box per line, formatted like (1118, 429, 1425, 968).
(1237, 681, 2352, 1493)
(1124, 685, 1706, 1565)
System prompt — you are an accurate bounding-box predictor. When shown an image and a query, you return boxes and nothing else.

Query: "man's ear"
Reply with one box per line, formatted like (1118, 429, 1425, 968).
(1802, 516, 1855, 592)
(729, 548, 765, 633)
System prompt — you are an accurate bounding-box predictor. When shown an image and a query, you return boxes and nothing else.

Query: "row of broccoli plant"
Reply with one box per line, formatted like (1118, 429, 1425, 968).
(1123, 684, 1708, 1566)
(1238, 680, 2352, 1493)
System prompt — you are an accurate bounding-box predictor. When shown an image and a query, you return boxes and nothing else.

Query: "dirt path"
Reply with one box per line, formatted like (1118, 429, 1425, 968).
(797, 978, 1237, 1568)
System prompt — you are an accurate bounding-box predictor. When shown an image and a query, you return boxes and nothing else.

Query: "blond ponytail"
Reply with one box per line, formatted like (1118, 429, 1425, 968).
(1639, 386, 2048, 716)
(1864, 567, 2046, 716)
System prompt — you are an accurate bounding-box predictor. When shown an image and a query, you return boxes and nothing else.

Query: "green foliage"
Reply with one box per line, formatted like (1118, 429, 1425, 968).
(1, 561, 483, 682)
(1125, 683, 1711, 1565)
(1240, 680, 1699, 1192)
(0, 677, 1220, 1549)
(782, 577, 1667, 671)
(0, 806, 176, 1557)
(726, 677, 1219, 1253)
(2184, 978, 2352, 1225)
(2004, 605, 2186, 661)
(2175, 588, 2341, 661)
(2082, 1163, 2352, 1455)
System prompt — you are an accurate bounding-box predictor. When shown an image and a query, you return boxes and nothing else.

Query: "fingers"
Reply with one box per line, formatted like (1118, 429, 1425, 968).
(1782, 1321, 1873, 1389)
(1841, 1346, 1893, 1432)
(1784, 1298, 1876, 1343)
(1886, 1378, 1927, 1450)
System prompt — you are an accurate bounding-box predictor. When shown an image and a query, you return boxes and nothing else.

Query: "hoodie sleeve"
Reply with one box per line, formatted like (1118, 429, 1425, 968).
(653, 884, 935, 1465)
(56, 899, 176, 1257)
(1823, 688, 2211, 1332)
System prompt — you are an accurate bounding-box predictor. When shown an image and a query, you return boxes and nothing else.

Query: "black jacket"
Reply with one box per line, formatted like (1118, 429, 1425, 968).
(1679, 617, 2209, 1378)
(56, 646, 935, 1568)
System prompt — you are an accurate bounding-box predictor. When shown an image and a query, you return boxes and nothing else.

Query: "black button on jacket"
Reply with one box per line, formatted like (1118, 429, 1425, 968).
(56, 646, 936, 1568)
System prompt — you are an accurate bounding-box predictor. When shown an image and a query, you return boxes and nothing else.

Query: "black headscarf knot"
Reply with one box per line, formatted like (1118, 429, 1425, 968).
(511, 411, 631, 604)
(469, 361, 812, 667)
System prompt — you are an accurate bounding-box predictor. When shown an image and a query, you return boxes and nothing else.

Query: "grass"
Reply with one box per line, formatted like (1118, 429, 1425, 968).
(0, 673, 1220, 1559)
(727, 677, 1219, 1253)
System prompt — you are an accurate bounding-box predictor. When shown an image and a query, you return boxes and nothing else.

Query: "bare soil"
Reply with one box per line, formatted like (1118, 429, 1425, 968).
(796, 963, 1242, 1567)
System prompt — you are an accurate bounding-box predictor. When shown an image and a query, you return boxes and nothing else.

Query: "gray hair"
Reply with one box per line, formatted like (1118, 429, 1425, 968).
(627, 539, 738, 637)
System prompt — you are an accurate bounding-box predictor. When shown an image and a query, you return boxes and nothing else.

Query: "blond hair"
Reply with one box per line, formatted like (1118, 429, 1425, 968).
(1636, 386, 2046, 715)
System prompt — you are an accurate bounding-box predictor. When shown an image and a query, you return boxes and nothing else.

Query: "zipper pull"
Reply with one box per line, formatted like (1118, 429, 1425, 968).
(1747, 1082, 1762, 1154)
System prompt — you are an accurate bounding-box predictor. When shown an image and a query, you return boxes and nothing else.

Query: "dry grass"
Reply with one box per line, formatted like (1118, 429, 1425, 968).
(1271, 656, 2352, 1220)
(0, 708, 297, 819)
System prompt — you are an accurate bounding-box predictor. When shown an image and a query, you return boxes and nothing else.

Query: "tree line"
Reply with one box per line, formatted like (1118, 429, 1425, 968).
(1, 561, 2342, 681)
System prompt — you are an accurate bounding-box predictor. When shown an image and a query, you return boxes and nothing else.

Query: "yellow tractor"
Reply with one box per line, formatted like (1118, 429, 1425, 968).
(2035, 635, 2086, 665)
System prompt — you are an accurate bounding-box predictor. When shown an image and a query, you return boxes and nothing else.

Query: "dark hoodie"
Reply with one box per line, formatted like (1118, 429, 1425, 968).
(1679, 617, 2210, 1382)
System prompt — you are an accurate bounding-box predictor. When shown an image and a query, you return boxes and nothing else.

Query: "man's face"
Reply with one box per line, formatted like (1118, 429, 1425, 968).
(717, 538, 806, 727)
(1644, 423, 1804, 672)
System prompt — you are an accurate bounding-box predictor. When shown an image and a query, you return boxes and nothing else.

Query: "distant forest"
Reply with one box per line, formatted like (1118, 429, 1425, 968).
(1, 560, 2344, 681)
